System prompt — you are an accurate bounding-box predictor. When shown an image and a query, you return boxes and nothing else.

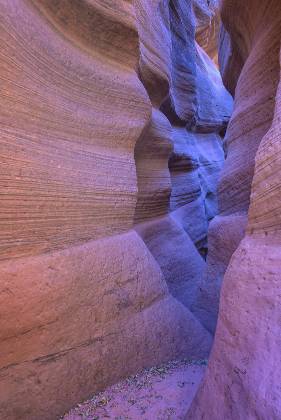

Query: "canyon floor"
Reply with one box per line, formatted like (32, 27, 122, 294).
(62, 359, 206, 420)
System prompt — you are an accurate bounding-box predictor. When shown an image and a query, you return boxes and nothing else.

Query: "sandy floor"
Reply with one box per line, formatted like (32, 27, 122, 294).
(62, 359, 207, 420)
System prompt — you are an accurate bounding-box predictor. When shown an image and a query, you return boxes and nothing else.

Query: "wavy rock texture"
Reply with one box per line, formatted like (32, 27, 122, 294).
(0, 0, 232, 418)
(169, 129, 224, 252)
(0, 231, 212, 420)
(194, 0, 220, 64)
(134, 0, 232, 317)
(0, 0, 148, 260)
(187, 1, 281, 418)
(194, 0, 281, 333)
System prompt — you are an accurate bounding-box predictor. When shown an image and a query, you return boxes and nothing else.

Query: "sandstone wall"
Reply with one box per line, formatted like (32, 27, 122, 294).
(187, 1, 281, 418)
(0, 1, 231, 418)
(193, 0, 281, 334)
(134, 0, 232, 330)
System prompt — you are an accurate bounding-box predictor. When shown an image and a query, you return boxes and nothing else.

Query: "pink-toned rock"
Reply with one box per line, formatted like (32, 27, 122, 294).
(134, 108, 172, 224)
(197, 0, 281, 332)
(193, 213, 247, 333)
(194, 0, 220, 63)
(169, 129, 225, 254)
(0, 0, 149, 260)
(135, 216, 206, 310)
(0, 0, 232, 418)
(0, 231, 211, 420)
(187, 1, 281, 418)
(134, 0, 231, 317)
(0, 1, 216, 418)
(63, 360, 206, 420)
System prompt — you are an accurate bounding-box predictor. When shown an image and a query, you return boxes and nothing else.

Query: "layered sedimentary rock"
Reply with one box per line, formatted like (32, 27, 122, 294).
(194, 0, 219, 63)
(0, 1, 207, 419)
(194, 0, 281, 333)
(134, 3, 232, 334)
(0, 0, 231, 419)
(0, 0, 148, 259)
(0, 231, 212, 420)
(133, 0, 211, 315)
(187, 1, 281, 418)
(169, 129, 224, 253)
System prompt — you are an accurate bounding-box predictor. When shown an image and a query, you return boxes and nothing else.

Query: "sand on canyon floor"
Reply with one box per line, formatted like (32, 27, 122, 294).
(62, 359, 207, 420)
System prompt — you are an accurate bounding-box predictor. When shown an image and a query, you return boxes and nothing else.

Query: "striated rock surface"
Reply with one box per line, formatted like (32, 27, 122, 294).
(0, 231, 211, 420)
(134, 0, 232, 309)
(0, 0, 147, 259)
(169, 129, 224, 253)
(187, 1, 281, 418)
(0, 0, 232, 418)
(194, 0, 281, 333)
(194, 0, 220, 63)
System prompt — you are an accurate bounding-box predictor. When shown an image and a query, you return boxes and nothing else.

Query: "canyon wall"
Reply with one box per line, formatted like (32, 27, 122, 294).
(0, 1, 231, 419)
(187, 0, 281, 418)
(194, 0, 281, 334)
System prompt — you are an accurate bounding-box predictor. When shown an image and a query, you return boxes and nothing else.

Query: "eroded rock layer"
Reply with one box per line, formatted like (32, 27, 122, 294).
(0, 1, 232, 418)
(193, 0, 281, 333)
(187, 1, 281, 418)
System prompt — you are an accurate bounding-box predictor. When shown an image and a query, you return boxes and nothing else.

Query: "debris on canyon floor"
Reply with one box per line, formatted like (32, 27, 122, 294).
(62, 359, 207, 420)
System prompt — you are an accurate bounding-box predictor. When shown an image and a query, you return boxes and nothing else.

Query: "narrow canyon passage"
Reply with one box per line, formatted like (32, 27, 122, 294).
(0, 1, 280, 420)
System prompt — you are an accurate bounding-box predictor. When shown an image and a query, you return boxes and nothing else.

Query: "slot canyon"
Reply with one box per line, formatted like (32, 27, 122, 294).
(0, 0, 280, 419)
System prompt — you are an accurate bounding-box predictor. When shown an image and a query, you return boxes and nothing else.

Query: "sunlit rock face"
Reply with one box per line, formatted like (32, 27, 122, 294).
(187, 1, 281, 418)
(0, 1, 231, 418)
(194, 0, 220, 64)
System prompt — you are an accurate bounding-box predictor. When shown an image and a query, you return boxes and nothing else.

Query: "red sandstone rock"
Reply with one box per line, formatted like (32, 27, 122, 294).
(196, 0, 281, 333)
(0, 0, 232, 418)
(169, 129, 225, 254)
(194, 0, 220, 63)
(0, 231, 212, 420)
(187, 1, 281, 418)
(134, 0, 231, 314)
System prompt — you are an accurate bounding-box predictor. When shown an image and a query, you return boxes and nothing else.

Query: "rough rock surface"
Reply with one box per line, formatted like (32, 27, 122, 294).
(63, 360, 206, 420)
(0, 1, 231, 419)
(187, 1, 281, 418)
(193, 0, 281, 333)
(0, 231, 212, 420)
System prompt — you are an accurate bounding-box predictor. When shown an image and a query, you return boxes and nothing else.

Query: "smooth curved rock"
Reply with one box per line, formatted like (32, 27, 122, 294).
(135, 216, 206, 310)
(194, 0, 220, 63)
(187, 1, 281, 418)
(134, 108, 172, 224)
(169, 129, 225, 254)
(195, 0, 281, 333)
(135, 0, 171, 107)
(0, 0, 232, 418)
(192, 213, 247, 333)
(0, 0, 149, 260)
(0, 231, 212, 420)
(134, 0, 231, 311)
